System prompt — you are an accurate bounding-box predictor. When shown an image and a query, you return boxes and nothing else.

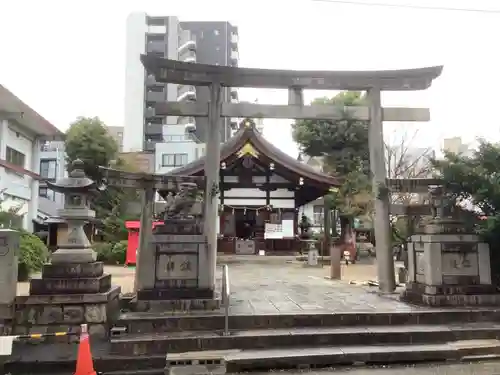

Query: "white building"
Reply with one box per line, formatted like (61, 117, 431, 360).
(123, 13, 239, 184)
(0, 84, 65, 231)
(443, 137, 474, 157)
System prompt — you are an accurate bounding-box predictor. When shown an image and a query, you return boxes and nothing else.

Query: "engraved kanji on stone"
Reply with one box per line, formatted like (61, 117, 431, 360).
(180, 260, 191, 271)
(166, 260, 175, 271)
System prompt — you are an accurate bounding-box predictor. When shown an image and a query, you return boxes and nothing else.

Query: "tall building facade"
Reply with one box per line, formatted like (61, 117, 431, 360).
(123, 13, 239, 174)
(107, 126, 124, 152)
(443, 137, 473, 157)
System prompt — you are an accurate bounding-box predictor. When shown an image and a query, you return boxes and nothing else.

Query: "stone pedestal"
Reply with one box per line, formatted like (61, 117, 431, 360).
(401, 219, 500, 306)
(14, 261, 120, 340)
(134, 218, 220, 312)
(0, 230, 19, 336)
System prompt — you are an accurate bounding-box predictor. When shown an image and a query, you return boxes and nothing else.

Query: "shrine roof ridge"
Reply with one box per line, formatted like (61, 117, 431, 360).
(141, 55, 443, 91)
(165, 122, 341, 189)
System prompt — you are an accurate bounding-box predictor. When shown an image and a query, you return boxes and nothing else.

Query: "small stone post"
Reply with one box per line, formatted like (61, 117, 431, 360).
(0, 229, 19, 334)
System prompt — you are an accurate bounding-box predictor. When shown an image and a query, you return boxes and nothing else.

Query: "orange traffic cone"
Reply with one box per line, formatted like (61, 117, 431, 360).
(74, 324, 97, 375)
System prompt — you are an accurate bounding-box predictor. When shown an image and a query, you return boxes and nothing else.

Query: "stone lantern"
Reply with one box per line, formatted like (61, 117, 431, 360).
(22, 160, 119, 337)
(46, 159, 97, 264)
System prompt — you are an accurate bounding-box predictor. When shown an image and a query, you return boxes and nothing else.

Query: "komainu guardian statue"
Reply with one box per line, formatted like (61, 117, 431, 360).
(164, 182, 199, 219)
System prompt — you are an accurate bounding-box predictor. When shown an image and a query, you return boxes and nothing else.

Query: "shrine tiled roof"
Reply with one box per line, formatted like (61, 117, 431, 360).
(166, 122, 341, 188)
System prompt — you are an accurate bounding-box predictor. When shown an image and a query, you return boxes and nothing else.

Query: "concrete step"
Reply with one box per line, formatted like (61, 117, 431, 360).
(223, 340, 500, 372)
(110, 323, 500, 356)
(117, 309, 500, 334)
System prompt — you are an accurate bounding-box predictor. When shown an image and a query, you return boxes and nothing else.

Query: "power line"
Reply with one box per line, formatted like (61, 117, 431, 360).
(310, 0, 500, 14)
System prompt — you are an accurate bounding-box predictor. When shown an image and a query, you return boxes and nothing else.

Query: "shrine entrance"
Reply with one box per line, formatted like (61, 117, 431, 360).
(234, 208, 256, 240)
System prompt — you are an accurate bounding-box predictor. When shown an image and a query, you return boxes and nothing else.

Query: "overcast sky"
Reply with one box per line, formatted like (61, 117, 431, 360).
(1, 0, 499, 157)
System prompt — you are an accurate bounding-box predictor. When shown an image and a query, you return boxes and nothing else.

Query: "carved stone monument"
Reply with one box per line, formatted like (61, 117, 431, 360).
(134, 182, 220, 311)
(401, 185, 500, 306)
(14, 160, 120, 339)
(0, 230, 19, 335)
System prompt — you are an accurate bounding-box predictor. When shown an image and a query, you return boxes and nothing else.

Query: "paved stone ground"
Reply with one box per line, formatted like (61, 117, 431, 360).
(251, 361, 500, 374)
(223, 259, 418, 314)
(11, 362, 500, 375)
(17, 255, 412, 313)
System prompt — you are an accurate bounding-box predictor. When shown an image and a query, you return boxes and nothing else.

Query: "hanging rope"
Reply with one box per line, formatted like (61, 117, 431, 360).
(219, 204, 274, 215)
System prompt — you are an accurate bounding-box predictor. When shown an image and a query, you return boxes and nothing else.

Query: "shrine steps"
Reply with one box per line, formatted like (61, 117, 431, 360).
(115, 309, 500, 334)
(7, 309, 500, 374)
(110, 323, 500, 356)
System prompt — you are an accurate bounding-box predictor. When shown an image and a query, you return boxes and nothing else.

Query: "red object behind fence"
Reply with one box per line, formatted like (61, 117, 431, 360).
(124, 221, 163, 265)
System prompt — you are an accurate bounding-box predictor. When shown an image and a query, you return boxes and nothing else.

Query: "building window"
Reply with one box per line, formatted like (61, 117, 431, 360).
(214, 29, 220, 36)
(5, 147, 25, 168)
(39, 186, 56, 201)
(162, 153, 188, 167)
(40, 159, 57, 179)
(313, 205, 324, 226)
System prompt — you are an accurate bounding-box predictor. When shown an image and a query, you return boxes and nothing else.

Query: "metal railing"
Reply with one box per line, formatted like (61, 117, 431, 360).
(222, 264, 230, 336)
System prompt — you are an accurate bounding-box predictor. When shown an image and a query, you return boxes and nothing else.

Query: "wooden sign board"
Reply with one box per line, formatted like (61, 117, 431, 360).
(390, 204, 431, 216)
(387, 178, 442, 193)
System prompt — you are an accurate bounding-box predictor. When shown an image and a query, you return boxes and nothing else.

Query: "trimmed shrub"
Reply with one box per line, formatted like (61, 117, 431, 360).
(19, 230, 49, 279)
(94, 241, 127, 265)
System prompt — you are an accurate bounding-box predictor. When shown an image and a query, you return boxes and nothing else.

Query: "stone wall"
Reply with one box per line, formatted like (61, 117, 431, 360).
(13, 286, 120, 342)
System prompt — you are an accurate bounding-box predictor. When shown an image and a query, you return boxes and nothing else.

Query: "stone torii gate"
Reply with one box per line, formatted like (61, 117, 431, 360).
(141, 55, 443, 293)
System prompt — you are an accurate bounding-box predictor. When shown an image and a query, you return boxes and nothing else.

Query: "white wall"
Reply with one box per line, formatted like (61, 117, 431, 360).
(0, 120, 36, 230)
(123, 12, 147, 152)
(39, 141, 66, 207)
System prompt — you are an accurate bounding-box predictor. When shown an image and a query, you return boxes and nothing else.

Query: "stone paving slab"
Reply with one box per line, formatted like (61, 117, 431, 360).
(222, 262, 424, 314)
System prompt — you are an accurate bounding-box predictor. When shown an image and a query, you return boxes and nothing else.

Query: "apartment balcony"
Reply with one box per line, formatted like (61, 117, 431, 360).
(177, 85, 196, 102)
(144, 123, 163, 137)
(144, 140, 157, 152)
(146, 74, 157, 86)
(178, 116, 196, 133)
(146, 16, 168, 26)
(147, 41, 166, 55)
(179, 48, 196, 62)
(180, 49, 196, 64)
(164, 134, 193, 142)
(231, 33, 238, 47)
(230, 50, 239, 67)
(230, 88, 238, 101)
(178, 40, 196, 55)
(144, 106, 156, 119)
(230, 118, 239, 130)
(146, 90, 165, 102)
(40, 141, 64, 152)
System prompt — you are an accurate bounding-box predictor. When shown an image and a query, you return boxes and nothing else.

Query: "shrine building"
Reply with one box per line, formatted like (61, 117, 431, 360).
(162, 120, 340, 254)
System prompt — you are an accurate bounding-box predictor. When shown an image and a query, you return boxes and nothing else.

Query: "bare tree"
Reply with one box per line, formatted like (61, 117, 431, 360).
(385, 129, 434, 206)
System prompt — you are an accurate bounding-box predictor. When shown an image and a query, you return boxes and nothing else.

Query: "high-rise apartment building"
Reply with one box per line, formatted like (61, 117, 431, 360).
(443, 137, 473, 157)
(123, 13, 239, 174)
(107, 126, 124, 152)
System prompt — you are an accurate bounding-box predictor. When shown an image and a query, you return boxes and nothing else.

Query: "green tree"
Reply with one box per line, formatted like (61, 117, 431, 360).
(64, 117, 138, 225)
(65, 116, 118, 183)
(292, 91, 371, 241)
(431, 140, 500, 285)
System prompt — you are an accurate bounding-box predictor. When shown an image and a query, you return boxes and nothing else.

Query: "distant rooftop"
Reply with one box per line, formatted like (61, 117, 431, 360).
(0, 84, 63, 137)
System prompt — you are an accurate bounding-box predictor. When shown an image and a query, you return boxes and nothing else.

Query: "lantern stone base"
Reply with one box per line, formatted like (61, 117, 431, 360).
(28, 261, 111, 295)
(13, 286, 121, 341)
(50, 248, 97, 264)
(400, 219, 500, 307)
(15, 261, 120, 340)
